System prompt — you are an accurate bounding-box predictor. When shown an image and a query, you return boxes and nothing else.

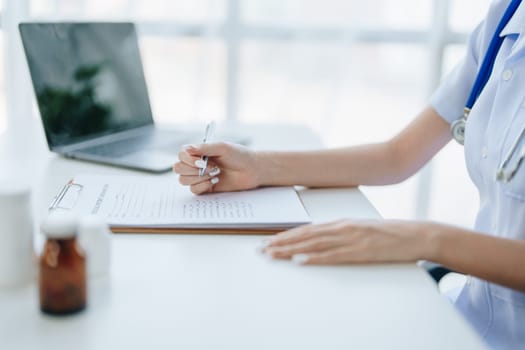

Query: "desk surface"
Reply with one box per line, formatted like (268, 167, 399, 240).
(0, 123, 485, 349)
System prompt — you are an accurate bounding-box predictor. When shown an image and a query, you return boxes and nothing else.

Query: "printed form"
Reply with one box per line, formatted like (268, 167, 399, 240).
(67, 174, 311, 230)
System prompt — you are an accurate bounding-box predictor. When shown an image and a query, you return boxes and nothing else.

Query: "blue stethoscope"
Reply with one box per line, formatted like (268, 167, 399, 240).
(451, 0, 523, 182)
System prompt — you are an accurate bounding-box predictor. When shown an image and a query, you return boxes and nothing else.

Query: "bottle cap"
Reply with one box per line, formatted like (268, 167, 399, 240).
(41, 210, 78, 239)
(78, 215, 108, 233)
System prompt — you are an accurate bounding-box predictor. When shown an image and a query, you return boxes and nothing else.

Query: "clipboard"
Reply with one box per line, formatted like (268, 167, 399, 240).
(111, 227, 284, 235)
(49, 180, 84, 211)
(49, 174, 311, 235)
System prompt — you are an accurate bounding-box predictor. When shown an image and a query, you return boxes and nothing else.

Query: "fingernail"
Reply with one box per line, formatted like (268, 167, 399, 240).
(292, 254, 309, 265)
(210, 177, 219, 185)
(183, 144, 198, 150)
(195, 159, 206, 168)
(208, 167, 221, 177)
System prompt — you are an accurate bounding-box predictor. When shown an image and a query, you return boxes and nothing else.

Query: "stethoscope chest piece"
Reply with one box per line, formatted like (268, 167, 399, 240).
(451, 116, 466, 145)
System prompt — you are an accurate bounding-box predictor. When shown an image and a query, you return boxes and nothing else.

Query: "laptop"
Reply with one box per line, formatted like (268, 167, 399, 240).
(19, 22, 201, 173)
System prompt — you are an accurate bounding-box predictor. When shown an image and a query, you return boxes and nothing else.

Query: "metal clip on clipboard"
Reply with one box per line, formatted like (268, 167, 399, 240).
(49, 180, 84, 211)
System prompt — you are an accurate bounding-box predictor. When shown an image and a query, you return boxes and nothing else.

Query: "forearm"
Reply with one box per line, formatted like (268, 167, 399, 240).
(255, 143, 400, 187)
(255, 106, 451, 188)
(424, 223, 525, 292)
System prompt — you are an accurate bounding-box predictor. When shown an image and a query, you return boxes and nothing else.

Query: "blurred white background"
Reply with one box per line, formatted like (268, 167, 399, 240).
(0, 0, 491, 227)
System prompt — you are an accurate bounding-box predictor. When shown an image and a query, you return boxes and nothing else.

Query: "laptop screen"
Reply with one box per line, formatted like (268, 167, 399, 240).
(19, 23, 154, 148)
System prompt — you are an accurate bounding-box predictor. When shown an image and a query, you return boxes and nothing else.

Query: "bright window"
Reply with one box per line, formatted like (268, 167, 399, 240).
(139, 37, 226, 123)
(243, 0, 432, 29)
(0, 33, 5, 134)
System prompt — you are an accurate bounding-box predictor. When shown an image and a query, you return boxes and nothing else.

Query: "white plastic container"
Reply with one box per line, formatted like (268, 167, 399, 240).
(78, 216, 112, 278)
(0, 182, 35, 287)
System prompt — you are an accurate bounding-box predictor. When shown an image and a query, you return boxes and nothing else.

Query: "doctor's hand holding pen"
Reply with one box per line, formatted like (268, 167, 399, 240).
(175, 142, 259, 194)
(173, 106, 525, 296)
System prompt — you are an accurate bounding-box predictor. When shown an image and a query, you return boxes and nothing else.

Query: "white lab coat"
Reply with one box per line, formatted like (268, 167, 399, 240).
(430, 1, 525, 349)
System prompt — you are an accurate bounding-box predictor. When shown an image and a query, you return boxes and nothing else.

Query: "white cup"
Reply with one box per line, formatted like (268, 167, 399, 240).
(0, 182, 35, 287)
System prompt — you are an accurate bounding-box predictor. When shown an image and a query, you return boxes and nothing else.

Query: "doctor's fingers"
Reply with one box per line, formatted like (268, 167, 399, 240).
(265, 235, 343, 259)
(267, 220, 351, 248)
(179, 171, 221, 187)
(294, 247, 359, 266)
(190, 177, 219, 195)
(174, 161, 220, 176)
(177, 150, 210, 168)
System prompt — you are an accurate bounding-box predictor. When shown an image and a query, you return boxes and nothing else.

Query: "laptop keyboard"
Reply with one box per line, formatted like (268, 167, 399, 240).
(74, 129, 187, 158)
(78, 138, 147, 157)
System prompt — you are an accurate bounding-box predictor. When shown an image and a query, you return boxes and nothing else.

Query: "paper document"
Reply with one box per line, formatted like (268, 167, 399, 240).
(57, 174, 311, 233)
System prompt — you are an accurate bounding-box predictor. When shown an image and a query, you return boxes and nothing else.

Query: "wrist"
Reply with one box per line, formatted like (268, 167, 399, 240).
(253, 151, 275, 187)
(418, 221, 445, 262)
(254, 151, 289, 187)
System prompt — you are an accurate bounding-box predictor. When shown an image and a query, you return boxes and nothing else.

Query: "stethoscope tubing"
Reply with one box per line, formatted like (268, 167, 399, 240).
(451, 0, 525, 182)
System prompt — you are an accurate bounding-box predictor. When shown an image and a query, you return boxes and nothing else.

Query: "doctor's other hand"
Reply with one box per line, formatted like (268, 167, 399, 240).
(174, 142, 260, 194)
(262, 219, 438, 265)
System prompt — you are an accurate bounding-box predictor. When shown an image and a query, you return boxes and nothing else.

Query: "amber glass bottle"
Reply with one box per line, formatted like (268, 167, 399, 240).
(39, 211, 86, 315)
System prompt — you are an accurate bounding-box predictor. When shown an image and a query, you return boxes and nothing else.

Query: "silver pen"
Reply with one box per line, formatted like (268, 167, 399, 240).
(199, 121, 216, 176)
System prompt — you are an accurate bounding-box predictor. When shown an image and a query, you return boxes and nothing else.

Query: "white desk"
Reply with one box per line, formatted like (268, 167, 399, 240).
(0, 124, 485, 349)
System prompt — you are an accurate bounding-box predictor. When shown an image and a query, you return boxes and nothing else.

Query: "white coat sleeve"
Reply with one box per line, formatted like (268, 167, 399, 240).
(429, 21, 485, 124)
